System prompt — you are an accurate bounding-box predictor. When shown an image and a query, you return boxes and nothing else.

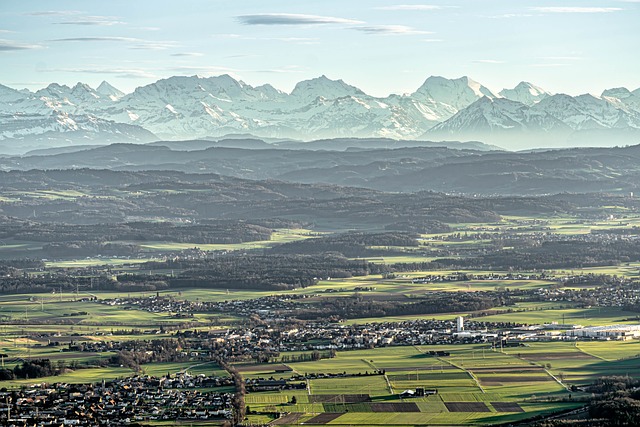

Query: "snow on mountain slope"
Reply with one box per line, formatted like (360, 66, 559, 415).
(0, 110, 155, 141)
(428, 96, 569, 135)
(90, 75, 294, 139)
(97, 81, 125, 100)
(532, 93, 640, 130)
(290, 75, 365, 103)
(93, 74, 444, 140)
(35, 82, 117, 110)
(411, 76, 499, 118)
(427, 91, 640, 149)
(0, 75, 639, 149)
(499, 82, 550, 106)
(0, 84, 27, 104)
(602, 87, 640, 113)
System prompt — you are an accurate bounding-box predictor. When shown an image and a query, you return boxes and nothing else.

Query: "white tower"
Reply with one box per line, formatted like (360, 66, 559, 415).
(456, 316, 464, 332)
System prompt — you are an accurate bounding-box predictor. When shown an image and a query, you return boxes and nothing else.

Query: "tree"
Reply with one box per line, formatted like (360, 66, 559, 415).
(590, 397, 640, 426)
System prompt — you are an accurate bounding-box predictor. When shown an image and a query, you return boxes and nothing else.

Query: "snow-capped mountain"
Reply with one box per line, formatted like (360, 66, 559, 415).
(411, 76, 499, 120)
(499, 82, 550, 106)
(602, 87, 640, 113)
(429, 92, 640, 149)
(0, 84, 27, 104)
(0, 110, 156, 155)
(0, 81, 155, 154)
(531, 94, 640, 130)
(427, 97, 571, 149)
(96, 81, 125, 100)
(290, 75, 365, 103)
(0, 74, 639, 152)
(90, 74, 459, 140)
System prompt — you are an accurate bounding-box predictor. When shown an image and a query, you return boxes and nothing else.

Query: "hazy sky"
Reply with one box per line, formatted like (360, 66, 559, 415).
(1, 0, 638, 97)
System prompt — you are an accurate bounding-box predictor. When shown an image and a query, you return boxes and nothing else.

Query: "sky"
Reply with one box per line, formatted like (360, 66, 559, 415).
(1, 0, 639, 97)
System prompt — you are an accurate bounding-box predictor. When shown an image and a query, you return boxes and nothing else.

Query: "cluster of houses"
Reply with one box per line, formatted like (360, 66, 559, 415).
(167, 318, 521, 360)
(101, 294, 310, 320)
(0, 373, 233, 426)
(411, 272, 550, 284)
(542, 276, 640, 308)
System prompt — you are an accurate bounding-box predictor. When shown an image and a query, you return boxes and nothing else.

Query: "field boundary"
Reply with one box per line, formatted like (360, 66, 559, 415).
(574, 342, 609, 361)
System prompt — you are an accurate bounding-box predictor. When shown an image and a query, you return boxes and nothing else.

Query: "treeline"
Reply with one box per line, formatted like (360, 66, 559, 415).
(292, 292, 506, 320)
(0, 259, 44, 269)
(217, 359, 245, 425)
(385, 219, 451, 234)
(0, 274, 168, 295)
(0, 359, 60, 380)
(42, 242, 140, 257)
(141, 254, 375, 291)
(0, 218, 273, 244)
(160, 254, 374, 290)
(269, 231, 419, 257)
(536, 376, 640, 427)
(434, 240, 640, 270)
(0, 169, 524, 227)
(0, 254, 381, 294)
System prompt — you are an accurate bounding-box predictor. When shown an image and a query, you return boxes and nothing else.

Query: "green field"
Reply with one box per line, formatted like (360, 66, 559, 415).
(242, 345, 596, 426)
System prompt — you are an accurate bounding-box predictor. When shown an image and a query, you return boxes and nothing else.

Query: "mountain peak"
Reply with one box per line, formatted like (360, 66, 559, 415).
(412, 75, 498, 111)
(210, 73, 242, 86)
(290, 75, 365, 100)
(71, 82, 96, 94)
(0, 83, 25, 102)
(97, 81, 125, 98)
(39, 83, 71, 95)
(499, 81, 550, 106)
(602, 87, 632, 99)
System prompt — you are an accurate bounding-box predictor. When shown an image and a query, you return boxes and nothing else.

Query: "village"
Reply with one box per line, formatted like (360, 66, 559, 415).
(0, 373, 233, 426)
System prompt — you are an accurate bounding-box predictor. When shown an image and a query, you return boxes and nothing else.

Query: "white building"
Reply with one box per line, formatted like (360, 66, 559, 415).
(565, 325, 640, 340)
(456, 316, 464, 332)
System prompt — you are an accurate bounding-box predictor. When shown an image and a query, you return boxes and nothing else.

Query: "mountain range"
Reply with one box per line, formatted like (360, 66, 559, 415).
(1, 75, 639, 153)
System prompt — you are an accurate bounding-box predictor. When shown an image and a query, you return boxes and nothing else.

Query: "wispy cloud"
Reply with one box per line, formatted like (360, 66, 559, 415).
(0, 30, 15, 34)
(530, 7, 622, 13)
(375, 5, 446, 11)
(531, 63, 569, 67)
(170, 52, 205, 57)
(55, 15, 125, 26)
(0, 39, 43, 51)
(225, 54, 259, 59)
(212, 34, 319, 44)
(539, 56, 582, 61)
(473, 59, 504, 64)
(130, 41, 178, 50)
(237, 13, 363, 25)
(49, 36, 177, 50)
(488, 13, 535, 19)
(213, 33, 243, 39)
(50, 36, 138, 42)
(267, 37, 318, 42)
(25, 10, 82, 16)
(353, 25, 433, 35)
(422, 38, 444, 42)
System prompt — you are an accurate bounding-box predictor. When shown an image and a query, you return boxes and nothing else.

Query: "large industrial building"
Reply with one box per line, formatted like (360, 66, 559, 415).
(565, 325, 640, 340)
